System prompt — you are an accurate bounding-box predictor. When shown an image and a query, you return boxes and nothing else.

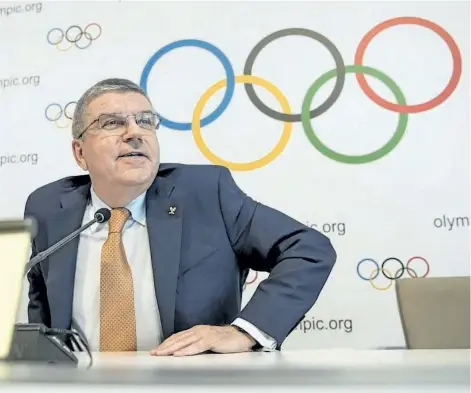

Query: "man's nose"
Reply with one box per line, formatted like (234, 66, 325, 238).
(122, 117, 144, 140)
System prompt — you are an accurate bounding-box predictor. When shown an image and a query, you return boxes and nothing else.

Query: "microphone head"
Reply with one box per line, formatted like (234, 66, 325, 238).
(94, 208, 111, 223)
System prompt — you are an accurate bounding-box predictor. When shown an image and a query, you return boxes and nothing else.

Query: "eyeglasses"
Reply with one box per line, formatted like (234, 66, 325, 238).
(76, 111, 161, 139)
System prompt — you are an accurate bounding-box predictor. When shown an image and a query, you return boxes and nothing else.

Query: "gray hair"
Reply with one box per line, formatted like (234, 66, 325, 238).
(72, 78, 153, 139)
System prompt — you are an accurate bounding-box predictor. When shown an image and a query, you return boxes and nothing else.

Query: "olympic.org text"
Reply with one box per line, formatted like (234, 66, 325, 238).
(434, 215, 469, 230)
(0, 154, 38, 168)
(0, 76, 40, 90)
(0, 3, 42, 16)
(305, 221, 346, 236)
(294, 318, 352, 334)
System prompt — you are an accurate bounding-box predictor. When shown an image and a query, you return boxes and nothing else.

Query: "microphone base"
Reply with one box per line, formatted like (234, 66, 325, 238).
(7, 323, 78, 366)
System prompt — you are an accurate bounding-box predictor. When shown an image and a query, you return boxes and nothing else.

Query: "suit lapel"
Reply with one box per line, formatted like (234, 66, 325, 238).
(146, 176, 182, 339)
(45, 184, 90, 329)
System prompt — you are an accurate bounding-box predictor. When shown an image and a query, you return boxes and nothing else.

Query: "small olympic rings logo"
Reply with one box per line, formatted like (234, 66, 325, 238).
(356, 256, 430, 291)
(45, 102, 77, 128)
(140, 16, 462, 170)
(243, 270, 259, 291)
(46, 23, 102, 51)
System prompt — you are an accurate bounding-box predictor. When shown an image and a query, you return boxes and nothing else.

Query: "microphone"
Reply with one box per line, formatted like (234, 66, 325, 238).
(24, 208, 111, 274)
(9, 208, 111, 368)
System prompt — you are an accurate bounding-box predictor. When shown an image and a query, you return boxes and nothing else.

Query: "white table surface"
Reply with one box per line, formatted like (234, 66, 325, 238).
(76, 348, 471, 369)
(0, 349, 469, 393)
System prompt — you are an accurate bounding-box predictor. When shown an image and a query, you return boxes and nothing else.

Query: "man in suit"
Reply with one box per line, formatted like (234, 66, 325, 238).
(25, 78, 336, 356)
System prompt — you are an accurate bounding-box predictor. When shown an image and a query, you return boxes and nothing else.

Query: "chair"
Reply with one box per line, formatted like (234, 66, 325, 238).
(395, 276, 470, 349)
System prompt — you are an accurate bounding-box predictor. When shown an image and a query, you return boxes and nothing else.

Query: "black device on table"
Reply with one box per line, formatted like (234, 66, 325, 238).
(0, 209, 110, 368)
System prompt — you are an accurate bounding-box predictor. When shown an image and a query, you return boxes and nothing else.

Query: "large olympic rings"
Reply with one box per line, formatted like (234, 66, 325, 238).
(45, 102, 77, 128)
(357, 256, 430, 291)
(302, 65, 408, 164)
(140, 39, 235, 131)
(354, 17, 462, 114)
(47, 23, 102, 51)
(140, 16, 462, 169)
(243, 28, 345, 122)
(192, 75, 293, 171)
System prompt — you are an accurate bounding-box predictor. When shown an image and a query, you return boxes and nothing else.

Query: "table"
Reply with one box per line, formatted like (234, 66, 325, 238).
(0, 349, 469, 392)
(76, 348, 470, 368)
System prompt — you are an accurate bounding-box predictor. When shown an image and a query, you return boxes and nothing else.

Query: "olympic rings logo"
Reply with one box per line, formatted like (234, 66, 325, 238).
(46, 23, 102, 51)
(356, 256, 430, 291)
(140, 16, 462, 171)
(243, 270, 259, 291)
(45, 102, 77, 128)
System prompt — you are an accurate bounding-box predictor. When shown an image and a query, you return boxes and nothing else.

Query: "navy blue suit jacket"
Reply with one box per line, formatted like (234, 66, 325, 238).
(25, 163, 336, 347)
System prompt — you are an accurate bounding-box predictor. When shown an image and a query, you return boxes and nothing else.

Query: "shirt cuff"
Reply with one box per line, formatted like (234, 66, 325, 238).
(232, 318, 277, 351)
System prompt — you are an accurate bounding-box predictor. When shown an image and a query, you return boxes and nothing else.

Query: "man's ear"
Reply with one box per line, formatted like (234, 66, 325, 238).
(72, 139, 88, 171)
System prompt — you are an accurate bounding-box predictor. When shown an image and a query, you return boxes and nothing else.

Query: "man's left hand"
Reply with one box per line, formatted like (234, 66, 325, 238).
(150, 325, 256, 356)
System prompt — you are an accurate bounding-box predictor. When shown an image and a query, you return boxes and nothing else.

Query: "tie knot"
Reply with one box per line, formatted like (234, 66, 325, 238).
(108, 208, 130, 234)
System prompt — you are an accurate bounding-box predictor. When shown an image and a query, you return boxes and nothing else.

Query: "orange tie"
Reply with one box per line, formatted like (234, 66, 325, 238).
(99, 208, 137, 351)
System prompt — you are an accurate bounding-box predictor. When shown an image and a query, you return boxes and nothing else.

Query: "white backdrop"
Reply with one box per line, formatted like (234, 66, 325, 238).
(0, 0, 469, 349)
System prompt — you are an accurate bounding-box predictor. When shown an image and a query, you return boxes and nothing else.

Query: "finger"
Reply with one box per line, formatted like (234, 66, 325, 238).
(173, 339, 209, 357)
(155, 325, 208, 350)
(174, 330, 227, 357)
(152, 333, 202, 356)
(152, 330, 196, 353)
(154, 335, 200, 356)
(166, 325, 206, 341)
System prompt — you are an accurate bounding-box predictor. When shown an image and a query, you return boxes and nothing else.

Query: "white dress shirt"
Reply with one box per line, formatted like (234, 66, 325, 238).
(72, 188, 276, 352)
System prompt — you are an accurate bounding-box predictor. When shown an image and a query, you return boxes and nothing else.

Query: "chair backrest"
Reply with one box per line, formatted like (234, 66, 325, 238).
(395, 276, 470, 349)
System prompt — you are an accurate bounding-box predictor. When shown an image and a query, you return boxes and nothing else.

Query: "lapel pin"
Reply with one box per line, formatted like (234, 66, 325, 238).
(168, 206, 176, 215)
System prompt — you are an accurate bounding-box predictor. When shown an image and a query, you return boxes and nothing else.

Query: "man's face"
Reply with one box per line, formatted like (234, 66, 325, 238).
(72, 92, 160, 189)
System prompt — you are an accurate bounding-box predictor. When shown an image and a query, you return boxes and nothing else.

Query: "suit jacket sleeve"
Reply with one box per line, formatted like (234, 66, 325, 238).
(24, 196, 51, 327)
(217, 167, 337, 346)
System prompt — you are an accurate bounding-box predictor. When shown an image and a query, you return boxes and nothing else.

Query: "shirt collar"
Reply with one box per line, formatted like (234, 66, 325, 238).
(89, 187, 147, 227)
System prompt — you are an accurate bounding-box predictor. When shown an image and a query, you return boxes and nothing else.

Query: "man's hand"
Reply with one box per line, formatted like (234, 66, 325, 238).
(150, 325, 256, 356)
